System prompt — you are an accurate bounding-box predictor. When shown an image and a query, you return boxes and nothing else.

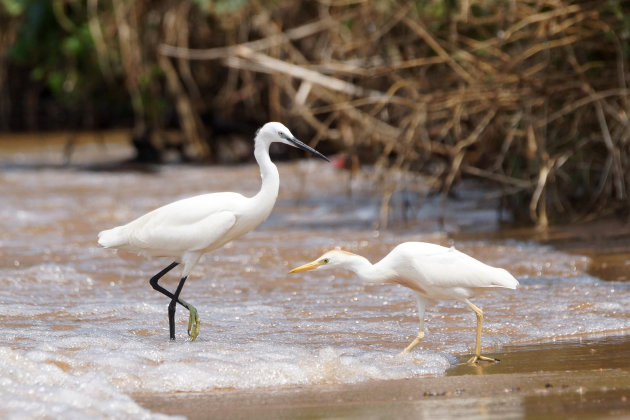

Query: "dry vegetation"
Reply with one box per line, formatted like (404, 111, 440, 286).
(3, 0, 630, 226)
(155, 0, 630, 227)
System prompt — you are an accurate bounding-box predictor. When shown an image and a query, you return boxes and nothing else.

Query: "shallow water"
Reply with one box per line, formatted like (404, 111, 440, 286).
(1, 136, 630, 418)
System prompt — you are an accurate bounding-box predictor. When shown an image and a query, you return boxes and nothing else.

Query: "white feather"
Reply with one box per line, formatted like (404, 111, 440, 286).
(290, 241, 519, 360)
(98, 122, 328, 277)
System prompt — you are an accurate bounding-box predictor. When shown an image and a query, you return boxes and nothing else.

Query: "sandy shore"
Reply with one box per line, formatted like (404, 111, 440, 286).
(135, 335, 630, 419)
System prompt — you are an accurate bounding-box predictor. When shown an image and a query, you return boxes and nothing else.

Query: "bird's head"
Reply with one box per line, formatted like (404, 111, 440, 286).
(256, 122, 329, 162)
(289, 249, 357, 273)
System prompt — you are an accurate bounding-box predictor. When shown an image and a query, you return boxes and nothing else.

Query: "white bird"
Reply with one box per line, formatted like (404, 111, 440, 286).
(289, 242, 518, 364)
(98, 122, 329, 341)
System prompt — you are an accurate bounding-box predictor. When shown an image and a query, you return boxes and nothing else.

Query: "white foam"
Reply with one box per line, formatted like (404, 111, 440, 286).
(2, 160, 630, 418)
(0, 347, 180, 419)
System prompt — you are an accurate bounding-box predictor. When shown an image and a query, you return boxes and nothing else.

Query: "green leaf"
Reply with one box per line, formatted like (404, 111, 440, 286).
(61, 35, 81, 57)
(1, 0, 24, 16)
(47, 71, 65, 93)
(30, 66, 44, 81)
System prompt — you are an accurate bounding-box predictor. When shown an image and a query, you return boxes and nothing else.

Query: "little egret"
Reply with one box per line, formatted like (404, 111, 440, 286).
(289, 242, 518, 364)
(98, 122, 329, 341)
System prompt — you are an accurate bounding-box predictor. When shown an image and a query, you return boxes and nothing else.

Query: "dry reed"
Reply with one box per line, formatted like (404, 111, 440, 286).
(158, 0, 630, 226)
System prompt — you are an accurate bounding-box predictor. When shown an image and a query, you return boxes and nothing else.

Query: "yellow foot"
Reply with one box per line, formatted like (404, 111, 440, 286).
(397, 331, 425, 357)
(187, 306, 200, 341)
(467, 354, 500, 364)
(396, 349, 410, 358)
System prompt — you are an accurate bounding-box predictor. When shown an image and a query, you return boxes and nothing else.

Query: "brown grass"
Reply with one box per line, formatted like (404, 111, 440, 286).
(157, 0, 630, 226)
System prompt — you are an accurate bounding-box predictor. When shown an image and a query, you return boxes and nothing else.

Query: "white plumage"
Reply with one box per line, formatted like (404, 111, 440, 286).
(290, 241, 518, 363)
(99, 122, 329, 341)
(99, 193, 255, 260)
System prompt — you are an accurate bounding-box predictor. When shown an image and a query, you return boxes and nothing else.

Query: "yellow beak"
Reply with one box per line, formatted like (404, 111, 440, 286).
(289, 260, 324, 273)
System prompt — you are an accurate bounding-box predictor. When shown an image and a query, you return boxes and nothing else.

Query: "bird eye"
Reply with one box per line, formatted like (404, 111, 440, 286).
(277, 131, 285, 138)
(321, 258, 329, 264)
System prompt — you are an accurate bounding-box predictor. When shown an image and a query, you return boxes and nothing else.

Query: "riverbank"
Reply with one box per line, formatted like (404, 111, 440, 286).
(135, 335, 630, 419)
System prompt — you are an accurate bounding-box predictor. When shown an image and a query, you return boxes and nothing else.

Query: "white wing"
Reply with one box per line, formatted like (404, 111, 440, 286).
(113, 192, 245, 256)
(386, 242, 518, 290)
(130, 211, 237, 255)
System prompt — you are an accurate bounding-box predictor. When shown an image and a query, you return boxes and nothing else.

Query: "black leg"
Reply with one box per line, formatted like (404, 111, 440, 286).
(149, 262, 178, 298)
(149, 262, 191, 340)
(168, 299, 176, 340)
(149, 262, 190, 307)
(168, 275, 189, 340)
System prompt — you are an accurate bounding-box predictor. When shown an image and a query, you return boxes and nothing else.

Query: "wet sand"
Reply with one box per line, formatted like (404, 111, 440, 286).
(135, 335, 630, 419)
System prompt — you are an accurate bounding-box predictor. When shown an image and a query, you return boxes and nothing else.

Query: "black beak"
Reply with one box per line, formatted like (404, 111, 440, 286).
(287, 136, 330, 162)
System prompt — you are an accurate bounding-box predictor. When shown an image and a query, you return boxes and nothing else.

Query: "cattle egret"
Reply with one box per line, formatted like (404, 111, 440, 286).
(98, 122, 329, 341)
(289, 242, 518, 364)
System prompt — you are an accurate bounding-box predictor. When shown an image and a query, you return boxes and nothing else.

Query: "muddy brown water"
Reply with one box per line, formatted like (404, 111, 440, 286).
(1, 131, 630, 418)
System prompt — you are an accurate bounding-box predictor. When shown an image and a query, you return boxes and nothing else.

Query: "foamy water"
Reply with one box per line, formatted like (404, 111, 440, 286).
(2, 141, 630, 418)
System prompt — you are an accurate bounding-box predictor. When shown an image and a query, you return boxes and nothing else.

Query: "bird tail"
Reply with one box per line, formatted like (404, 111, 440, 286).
(97, 226, 127, 248)
(492, 268, 519, 289)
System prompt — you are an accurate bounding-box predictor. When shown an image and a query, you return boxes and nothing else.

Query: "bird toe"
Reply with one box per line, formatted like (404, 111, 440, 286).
(187, 307, 200, 341)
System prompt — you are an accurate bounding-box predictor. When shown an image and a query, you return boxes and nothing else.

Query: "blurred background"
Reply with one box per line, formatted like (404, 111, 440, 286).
(1, 0, 629, 226)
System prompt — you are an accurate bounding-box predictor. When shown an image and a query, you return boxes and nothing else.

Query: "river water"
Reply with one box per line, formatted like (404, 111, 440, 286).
(1, 134, 630, 418)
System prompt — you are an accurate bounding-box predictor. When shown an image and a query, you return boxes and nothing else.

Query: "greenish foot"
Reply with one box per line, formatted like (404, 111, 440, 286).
(187, 305, 200, 341)
(180, 299, 200, 341)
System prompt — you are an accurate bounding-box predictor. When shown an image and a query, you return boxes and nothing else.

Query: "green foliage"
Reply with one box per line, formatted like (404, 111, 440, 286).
(9, 1, 97, 102)
(0, 0, 24, 16)
(215, 0, 250, 15)
(193, 0, 251, 15)
(412, 0, 452, 20)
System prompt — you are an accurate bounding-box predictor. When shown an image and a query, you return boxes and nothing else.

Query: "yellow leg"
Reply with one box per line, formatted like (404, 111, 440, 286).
(399, 330, 425, 355)
(398, 295, 428, 356)
(465, 300, 499, 364)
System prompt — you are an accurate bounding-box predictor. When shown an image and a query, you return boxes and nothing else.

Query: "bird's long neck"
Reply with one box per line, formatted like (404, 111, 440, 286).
(252, 139, 280, 211)
(343, 253, 397, 285)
